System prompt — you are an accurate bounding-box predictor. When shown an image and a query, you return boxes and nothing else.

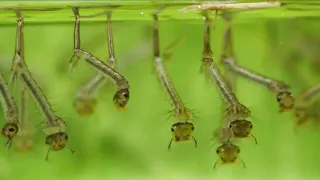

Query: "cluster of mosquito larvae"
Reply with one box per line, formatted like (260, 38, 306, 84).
(70, 7, 130, 112)
(202, 8, 318, 168)
(1, 9, 74, 161)
(1, 5, 316, 169)
(199, 11, 256, 170)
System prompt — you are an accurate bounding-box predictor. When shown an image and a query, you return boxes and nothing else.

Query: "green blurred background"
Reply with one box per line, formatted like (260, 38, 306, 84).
(0, 1, 320, 180)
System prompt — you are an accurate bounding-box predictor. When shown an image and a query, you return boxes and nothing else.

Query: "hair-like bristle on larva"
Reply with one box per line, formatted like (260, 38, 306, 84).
(152, 11, 194, 122)
(200, 12, 251, 120)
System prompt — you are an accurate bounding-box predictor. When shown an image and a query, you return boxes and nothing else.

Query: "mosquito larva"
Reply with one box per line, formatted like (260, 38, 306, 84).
(0, 72, 19, 148)
(200, 12, 250, 120)
(15, 67, 73, 159)
(168, 121, 197, 150)
(200, 12, 255, 145)
(13, 87, 33, 152)
(74, 11, 117, 116)
(293, 83, 320, 126)
(220, 12, 236, 123)
(153, 11, 194, 122)
(10, 9, 27, 86)
(9, 13, 71, 157)
(69, 6, 80, 72)
(70, 7, 130, 110)
(222, 57, 294, 112)
(296, 83, 320, 104)
(12, 59, 64, 129)
(213, 142, 246, 170)
(72, 49, 130, 110)
(9, 10, 33, 151)
(162, 36, 184, 60)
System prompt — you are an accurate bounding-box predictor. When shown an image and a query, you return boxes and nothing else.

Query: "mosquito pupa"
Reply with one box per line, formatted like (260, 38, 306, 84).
(153, 11, 195, 122)
(213, 142, 246, 170)
(0, 72, 19, 148)
(73, 11, 117, 116)
(69, 7, 130, 110)
(200, 12, 251, 120)
(13, 87, 33, 152)
(168, 121, 197, 150)
(222, 58, 294, 112)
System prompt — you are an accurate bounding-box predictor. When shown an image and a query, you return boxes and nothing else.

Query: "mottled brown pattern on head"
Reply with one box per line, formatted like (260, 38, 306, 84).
(229, 120, 252, 138)
(216, 143, 240, 163)
(45, 132, 69, 151)
(113, 88, 130, 109)
(277, 91, 294, 112)
(2, 122, 19, 140)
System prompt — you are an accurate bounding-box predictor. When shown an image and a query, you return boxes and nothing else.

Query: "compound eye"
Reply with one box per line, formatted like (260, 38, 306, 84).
(123, 91, 129, 99)
(8, 127, 16, 132)
(191, 126, 195, 130)
(229, 124, 232, 129)
(64, 134, 69, 140)
(45, 136, 52, 145)
(171, 127, 174, 132)
(237, 149, 240, 153)
(276, 93, 282, 102)
(216, 149, 220, 154)
(250, 124, 253, 129)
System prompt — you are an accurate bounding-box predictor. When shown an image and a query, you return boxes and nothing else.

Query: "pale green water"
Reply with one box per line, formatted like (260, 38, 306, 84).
(0, 1, 320, 180)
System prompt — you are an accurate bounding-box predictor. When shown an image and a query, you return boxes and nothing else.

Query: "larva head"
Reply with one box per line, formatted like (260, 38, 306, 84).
(228, 119, 253, 138)
(113, 88, 130, 110)
(45, 132, 68, 151)
(277, 91, 294, 112)
(171, 122, 195, 142)
(73, 96, 97, 117)
(216, 143, 240, 163)
(2, 122, 19, 140)
(202, 57, 213, 67)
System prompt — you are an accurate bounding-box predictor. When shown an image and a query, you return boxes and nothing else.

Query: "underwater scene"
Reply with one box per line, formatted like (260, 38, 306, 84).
(0, 1, 319, 180)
